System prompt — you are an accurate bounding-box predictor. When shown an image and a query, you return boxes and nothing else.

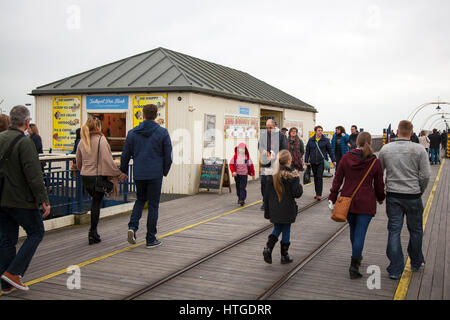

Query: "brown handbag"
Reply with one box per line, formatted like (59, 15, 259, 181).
(331, 158, 377, 222)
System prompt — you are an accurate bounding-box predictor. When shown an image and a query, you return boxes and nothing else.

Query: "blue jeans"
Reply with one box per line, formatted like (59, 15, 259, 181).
(271, 223, 291, 243)
(0, 207, 45, 289)
(128, 178, 163, 244)
(386, 196, 425, 276)
(234, 175, 248, 202)
(347, 213, 373, 259)
(430, 148, 439, 164)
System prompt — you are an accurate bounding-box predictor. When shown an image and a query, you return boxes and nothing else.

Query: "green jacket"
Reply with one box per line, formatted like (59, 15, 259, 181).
(0, 127, 49, 209)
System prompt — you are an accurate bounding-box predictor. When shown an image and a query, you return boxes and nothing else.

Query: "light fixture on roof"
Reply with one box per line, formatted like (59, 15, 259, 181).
(436, 104, 441, 111)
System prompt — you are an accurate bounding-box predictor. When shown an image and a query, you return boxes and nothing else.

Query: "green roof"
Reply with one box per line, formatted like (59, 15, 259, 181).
(32, 47, 317, 113)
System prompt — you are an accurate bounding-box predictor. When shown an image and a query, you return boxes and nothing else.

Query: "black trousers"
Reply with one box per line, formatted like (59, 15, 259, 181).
(82, 176, 105, 232)
(234, 175, 248, 202)
(310, 162, 324, 196)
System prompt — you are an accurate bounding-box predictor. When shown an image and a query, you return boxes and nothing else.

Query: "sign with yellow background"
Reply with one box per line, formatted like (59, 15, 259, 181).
(132, 94, 167, 128)
(260, 110, 282, 129)
(52, 96, 81, 150)
(309, 131, 334, 141)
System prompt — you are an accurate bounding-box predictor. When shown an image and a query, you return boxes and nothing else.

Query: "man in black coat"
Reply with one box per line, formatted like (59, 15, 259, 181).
(428, 129, 441, 164)
(258, 119, 287, 210)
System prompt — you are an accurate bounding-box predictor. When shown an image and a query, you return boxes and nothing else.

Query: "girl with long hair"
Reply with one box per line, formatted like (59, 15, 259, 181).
(76, 117, 126, 244)
(329, 132, 385, 279)
(263, 150, 303, 264)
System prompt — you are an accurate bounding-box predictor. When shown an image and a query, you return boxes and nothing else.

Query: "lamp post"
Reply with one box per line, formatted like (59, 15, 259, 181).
(408, 101, 450, 122)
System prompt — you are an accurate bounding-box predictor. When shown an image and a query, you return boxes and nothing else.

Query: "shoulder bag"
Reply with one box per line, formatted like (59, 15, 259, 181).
(315, 140, 330, 170)
(0, 134, 25, 202)
(94, 136, 114, 194)
(331, 158, 377, 222)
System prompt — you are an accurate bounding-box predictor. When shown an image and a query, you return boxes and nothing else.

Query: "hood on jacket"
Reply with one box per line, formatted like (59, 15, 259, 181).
(346, 149, 376, 169)
(234, 142, 250, 159)
(133, 120, 160, 137)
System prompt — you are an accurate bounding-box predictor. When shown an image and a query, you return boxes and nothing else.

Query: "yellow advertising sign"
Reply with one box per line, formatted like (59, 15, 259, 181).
(132, 94, 167, 128)
(52, 96, 81, 150)
(309, 131, 334, 141)
(260, 110, 282, 129)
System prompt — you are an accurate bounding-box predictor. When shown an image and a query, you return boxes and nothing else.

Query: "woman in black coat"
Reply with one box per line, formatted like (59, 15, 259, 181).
(263, 150, 303, 264)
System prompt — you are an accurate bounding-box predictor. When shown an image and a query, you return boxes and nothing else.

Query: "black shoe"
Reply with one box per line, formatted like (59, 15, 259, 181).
(239, 201, 245, 206)
(88, 230, 101, 245)
(263, 234, 278, 264)
(349, 257, 362, 279)
(280, 242, 293, 264)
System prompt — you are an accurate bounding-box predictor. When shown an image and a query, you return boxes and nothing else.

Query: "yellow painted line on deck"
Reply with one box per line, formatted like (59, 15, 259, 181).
(393, 158, 445, 300)
(2, 180, 315, 293)
(22, 199, 264, 288)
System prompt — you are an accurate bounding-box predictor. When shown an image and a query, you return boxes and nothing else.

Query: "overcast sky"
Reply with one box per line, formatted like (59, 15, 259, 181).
(1, 0, 449, 134)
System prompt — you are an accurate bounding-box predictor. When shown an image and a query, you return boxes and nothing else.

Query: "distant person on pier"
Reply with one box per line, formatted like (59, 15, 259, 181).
(418, 130, 430, 154)
(428, 129, 441, 165)
(331, 126, 350, 170)
(304, 125, 336, 201)
(348, 125, 359, 150)
(0, 114, 10, 132)
(121, 104, 173, 248)
(379, 120, 430, 280)
(229, 143, 255, 207)
(258, 119, 287, 210)
(0, 105, 50, 294)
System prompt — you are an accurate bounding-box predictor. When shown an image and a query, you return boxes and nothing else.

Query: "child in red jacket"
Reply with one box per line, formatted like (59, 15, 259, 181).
(229, 143, 255, 206)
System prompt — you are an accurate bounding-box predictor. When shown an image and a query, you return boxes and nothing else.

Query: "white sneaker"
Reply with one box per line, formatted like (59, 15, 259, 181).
(127, 229, 136, 244)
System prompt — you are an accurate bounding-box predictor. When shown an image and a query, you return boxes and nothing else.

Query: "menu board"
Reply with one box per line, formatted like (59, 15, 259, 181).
(224, 114, 259, 139)
(52, 96, 81, 150)
(132, 94, 167, 128)
(197, 158, 231, 194)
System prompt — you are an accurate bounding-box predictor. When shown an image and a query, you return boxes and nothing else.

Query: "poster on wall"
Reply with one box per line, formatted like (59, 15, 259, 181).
(52, 96, 81, 150)
(284, 119, 304, 137)
(204, 114, 216, 148)
(260, 110, 282, 129)
(132, 94, 167, 128)
(224, 114, 259, 139)
(309, 130, 334, 141)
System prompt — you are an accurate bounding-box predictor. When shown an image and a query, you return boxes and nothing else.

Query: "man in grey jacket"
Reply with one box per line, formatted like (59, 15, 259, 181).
(379, 120, 430, 280)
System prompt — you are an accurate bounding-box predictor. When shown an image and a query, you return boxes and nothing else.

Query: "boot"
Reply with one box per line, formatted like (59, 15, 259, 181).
(349, 257, 362, 279)
(88, 230, 101, 245)
(263, 234, 278, 264)
(280, 242, 293, 264)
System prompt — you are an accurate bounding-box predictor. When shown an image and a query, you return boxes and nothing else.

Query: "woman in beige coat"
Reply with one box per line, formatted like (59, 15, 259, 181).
(76, 117, 127, 244)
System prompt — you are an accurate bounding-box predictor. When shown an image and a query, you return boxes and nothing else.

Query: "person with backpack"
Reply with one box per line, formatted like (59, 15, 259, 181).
(428, 129, 441, 165)
(263, 150, 303, 264)
(329, 132, 385, 279)
(304, 125, 336, 200)
(229, 143, 255, 206)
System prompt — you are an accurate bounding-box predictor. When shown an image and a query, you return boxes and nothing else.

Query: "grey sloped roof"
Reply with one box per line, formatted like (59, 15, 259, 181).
(32, 47, 317, 112)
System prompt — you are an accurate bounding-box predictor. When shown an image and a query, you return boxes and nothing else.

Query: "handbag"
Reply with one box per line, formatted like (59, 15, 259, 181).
(0, 134, 25, 202)
(94, 136, 114, 194)
(303, 165, 311, 185)
(331, 158, 377, 222)
(315, 140, 330, 170)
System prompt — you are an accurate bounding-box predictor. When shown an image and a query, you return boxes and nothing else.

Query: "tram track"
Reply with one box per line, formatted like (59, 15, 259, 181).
(123, 197, 334, 300)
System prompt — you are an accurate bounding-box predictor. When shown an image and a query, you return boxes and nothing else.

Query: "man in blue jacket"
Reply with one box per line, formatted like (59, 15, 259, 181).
(120, 104, 173, 248)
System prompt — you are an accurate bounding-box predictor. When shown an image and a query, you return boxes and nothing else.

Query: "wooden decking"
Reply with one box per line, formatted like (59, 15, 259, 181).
(1, 159, 448, 300)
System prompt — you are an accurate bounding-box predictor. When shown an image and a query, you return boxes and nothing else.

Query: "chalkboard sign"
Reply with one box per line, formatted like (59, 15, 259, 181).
(197, 158, 231, 194)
